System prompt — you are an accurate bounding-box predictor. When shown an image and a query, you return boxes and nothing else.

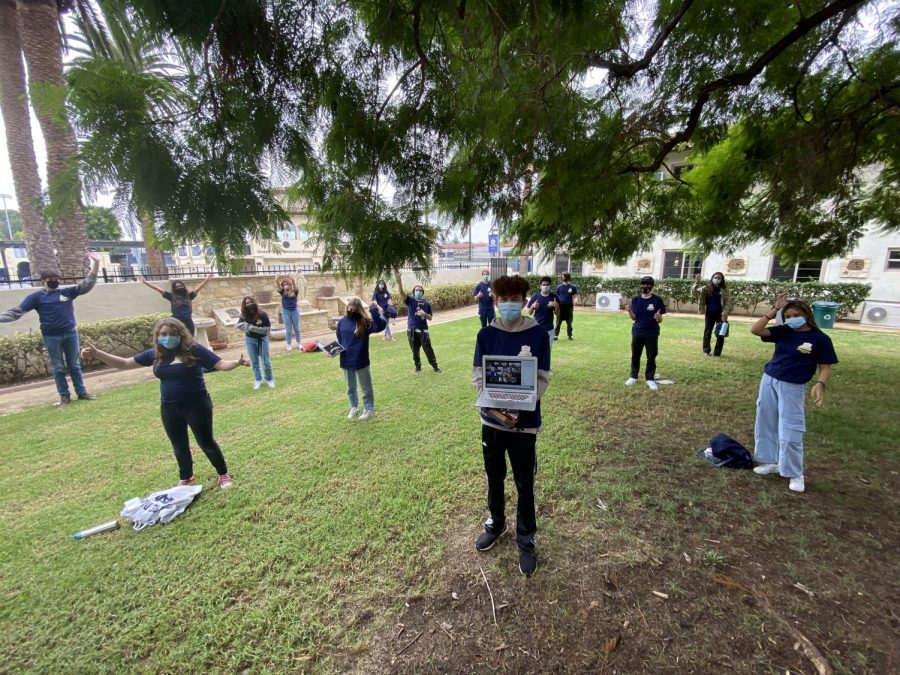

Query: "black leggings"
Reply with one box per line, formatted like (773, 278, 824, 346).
(703, 309, 724, 355)
(481, 425, 537, 553)
(160, 394, 227, 480)
(178, 317, 196, 336)
(554, 304, 574, 337)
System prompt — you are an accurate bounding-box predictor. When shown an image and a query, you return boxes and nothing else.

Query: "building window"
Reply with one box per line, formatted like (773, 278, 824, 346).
(178, 246, 187, 257)
(163, 254, 175, 266)
(887, 249, 900, 270)
(191, 244, 202, 256)
(769, 256, 823, 282)
(662, 250, 703, 279)
(554, 254, 583, 275)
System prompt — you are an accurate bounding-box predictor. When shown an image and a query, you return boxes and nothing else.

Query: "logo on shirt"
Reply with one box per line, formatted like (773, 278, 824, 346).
(519, 345, 532, 356)
(647, 304, 655, 311)
(60, 296, 69, 302)
(797, 342, 813, 354)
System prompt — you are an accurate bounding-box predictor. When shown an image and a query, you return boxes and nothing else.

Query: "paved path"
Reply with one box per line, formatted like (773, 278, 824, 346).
(1, 305, 896, 415)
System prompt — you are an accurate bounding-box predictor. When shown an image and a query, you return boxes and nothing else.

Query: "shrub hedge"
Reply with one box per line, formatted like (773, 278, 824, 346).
(0, 313, 167, 384)
(523, 275, 871, 318)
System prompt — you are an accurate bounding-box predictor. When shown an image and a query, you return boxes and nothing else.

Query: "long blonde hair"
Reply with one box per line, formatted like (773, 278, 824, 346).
(346, 297, 371, 338)
(153, 317, 197, 368)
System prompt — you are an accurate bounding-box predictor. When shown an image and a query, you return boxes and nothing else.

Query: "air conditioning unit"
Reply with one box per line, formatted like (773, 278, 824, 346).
(595, 292, 622, 312)
(860, 301, 900, 328)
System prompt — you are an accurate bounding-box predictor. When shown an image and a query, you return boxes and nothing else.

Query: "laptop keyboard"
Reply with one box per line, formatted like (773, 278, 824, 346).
(488, 392, 531, 402)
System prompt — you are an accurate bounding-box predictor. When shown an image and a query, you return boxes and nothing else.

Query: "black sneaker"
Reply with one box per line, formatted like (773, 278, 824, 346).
(433, 367, 442, 374)
(414, 367, 422, 374)
(57, 395, 71, 408)
(568, 336, 574, 340)
(474, 525, 508, 551)
(77, 393, 97, 401)
(519, 549, 537, 576)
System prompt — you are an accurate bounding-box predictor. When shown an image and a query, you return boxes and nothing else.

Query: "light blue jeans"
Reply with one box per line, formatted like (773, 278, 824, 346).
(282, 308, 301, 346)
(382, 312, 393, 338)
(754, 373, 807, 478)
(43, 330, 87, 397)
(344, 366, 374, 411)
(245, 336, 273, 382)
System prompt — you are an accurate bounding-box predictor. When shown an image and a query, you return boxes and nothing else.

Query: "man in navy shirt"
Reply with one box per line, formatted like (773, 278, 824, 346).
(554, 272, 578, 340)
(527, 276, 559, 350)
(0, 253, 100, 406)
(626, 275, 666, 390)
(404, 284, 441, 373)
(473, 269, 495, 328)
(472, 275, 551, 576)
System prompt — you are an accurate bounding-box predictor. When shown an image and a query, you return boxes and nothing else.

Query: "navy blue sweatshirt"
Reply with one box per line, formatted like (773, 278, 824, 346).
(336, 307, 387, 370)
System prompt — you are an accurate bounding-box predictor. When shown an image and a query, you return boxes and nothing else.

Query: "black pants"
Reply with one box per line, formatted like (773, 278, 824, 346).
(554, 304, 574, 338)
(631, 334, 659, 380)
(179, 317, 196, 336)
(481, 425, 537, 553)
(407, 328, 438, 370)
(703, 309, 724, 356)
(160, 394, 228, 480)
(479, 309, 495, 328)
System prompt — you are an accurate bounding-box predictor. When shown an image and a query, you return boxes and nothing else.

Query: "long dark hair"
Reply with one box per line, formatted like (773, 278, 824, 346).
(346, 298, 371, 338)
(241, 296, 262, 322)
(782, 300, 820, 330)
(707, 271, 726, 294)
(152, 317, 197, 368)
(373, 278, 389, 294)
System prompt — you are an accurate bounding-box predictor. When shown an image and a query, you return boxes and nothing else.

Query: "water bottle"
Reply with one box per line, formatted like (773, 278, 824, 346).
(73, 520, 120, 540)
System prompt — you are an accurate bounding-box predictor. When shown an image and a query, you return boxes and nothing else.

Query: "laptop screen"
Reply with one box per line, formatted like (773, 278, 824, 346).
(484, 357, 536, 392)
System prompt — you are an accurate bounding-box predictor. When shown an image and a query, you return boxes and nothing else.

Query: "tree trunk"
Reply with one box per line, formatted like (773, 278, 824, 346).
(18, 0, 87, 278)
(139, 209, 164, 274)
(0, 0, 56, 279)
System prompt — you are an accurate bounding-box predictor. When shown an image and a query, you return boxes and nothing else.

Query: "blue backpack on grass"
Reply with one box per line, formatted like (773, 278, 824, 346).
(697, 433, 753, 469)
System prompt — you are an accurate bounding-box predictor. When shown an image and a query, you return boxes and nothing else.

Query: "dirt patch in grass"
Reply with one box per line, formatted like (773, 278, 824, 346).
(341, 431, 900, 674)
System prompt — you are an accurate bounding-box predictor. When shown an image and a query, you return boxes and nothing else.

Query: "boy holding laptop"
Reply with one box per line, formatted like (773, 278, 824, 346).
(472, 275, 551, 576)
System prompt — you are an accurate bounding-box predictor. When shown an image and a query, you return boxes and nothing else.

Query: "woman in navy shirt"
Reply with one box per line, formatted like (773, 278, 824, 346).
(750, 295, 838, 493)
(405, 285, 441, 373)
(626, 276, 666, 390)
(473, 269, 495, 328)
(693, 271, 733, 356)
(372, 279, 396, 341)
(276, 277, 303, 352)
(554, 272, 578, 339)
(237, 296, 274, 389)
(527, 276, 559, 350)
(139, 274, 212, 336)
(337, 298, 386, 420)
(81, 318, 249, 488)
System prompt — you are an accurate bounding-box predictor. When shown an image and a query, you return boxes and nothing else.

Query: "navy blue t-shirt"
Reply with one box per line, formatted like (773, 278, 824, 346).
(134, 344, 221, 404)
(19, 287, 83, 335)
(630, 294, 666, 337)
(556, 282, 577, 305)
(473, 282, 494, 313)
(162, 291, 197, 322)
(474, 323, 550, 430)
(405, 296, 432, 330)
(336, 307, 387, 370)
(279, 288, 299, 312)
(372, 290, 392, 311)
(761, 325, 838, 384)
(528, 292, 558, 331)
(706, 288, 723, 313)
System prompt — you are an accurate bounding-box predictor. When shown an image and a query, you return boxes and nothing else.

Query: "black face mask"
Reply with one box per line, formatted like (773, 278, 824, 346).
(174, 287, 187, 296)
(640, 286, 652, 294)
(245, 304, 257, 313)
(46, 280, 60, 290)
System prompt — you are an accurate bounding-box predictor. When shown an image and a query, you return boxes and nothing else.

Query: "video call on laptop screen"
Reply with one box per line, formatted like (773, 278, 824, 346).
(484, 358, 535, 391)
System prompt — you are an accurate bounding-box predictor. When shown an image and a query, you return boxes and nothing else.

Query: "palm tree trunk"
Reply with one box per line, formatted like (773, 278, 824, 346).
(17, 0, 87, 279)
(139, 209, 164, 274)
(0, 0, 56, 279)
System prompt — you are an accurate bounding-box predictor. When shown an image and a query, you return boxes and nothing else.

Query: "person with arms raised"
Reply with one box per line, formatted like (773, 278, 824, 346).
(139, 274, 212, 336)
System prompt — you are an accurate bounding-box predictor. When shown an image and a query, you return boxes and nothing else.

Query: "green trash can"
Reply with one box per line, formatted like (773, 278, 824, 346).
(811, 301, 840, 329)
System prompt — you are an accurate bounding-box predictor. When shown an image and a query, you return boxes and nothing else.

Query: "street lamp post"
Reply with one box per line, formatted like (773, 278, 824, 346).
(0, 193, 12, 240)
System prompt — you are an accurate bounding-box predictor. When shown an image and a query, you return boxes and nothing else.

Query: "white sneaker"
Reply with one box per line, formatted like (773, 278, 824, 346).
(347, 407, 358, 419)
(266, 379, 275, 388)
(359, 409, 374, 421)
(789, 476, 805, 493)
(753, 463, 779, 475)
(647, 380, 658, 391)
(253, 380, 262, 390)
(286, 344, 293, 352)
(625, 377, 638, 386)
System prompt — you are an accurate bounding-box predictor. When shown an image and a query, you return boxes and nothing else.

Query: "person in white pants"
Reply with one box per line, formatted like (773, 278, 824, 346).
(750, 295, 838, 493)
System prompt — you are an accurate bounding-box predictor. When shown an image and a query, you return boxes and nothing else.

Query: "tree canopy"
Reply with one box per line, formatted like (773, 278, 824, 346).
(89, 0, 898, 273)
(83, 205, 121, 240)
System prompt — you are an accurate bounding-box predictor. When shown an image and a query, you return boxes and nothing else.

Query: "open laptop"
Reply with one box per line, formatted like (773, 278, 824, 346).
(475, 355, 538, 411)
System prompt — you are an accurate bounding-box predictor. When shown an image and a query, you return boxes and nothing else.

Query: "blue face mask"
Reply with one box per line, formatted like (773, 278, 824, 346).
(158, 335, 181, 350)
(498, 302, 523, 322)
(413, 290, 424, 300)
(541, 285, 551, 293)
(712, 278, 722, 286)
(785, 316, 807, 330)
(378, 284, 385, 290)
(483, 275, 490, 282)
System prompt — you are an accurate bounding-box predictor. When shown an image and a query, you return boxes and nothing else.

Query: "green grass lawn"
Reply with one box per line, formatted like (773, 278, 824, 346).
(1, 313, 898, 673)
